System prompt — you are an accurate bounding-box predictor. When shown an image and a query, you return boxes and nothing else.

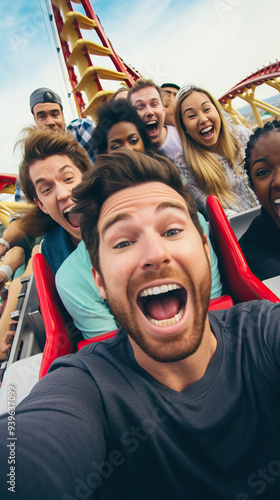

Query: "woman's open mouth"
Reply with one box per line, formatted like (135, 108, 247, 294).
(137, 284, 187, 327)
(200, 125, 214, 140)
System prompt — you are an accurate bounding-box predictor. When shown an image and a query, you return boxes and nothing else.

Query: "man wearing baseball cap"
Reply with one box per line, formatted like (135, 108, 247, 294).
(161, 83, 180, 127)
(0, 87, 95, 283)
(29, 87, 95, 161)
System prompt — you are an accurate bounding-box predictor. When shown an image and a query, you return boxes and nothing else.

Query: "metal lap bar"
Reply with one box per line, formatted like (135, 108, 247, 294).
(0, 275, 46, 381)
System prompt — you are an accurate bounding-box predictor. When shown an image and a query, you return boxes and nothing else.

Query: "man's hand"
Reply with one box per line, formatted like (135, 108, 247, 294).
(0, 319, 17, 360)
(0, 271, 8, 291)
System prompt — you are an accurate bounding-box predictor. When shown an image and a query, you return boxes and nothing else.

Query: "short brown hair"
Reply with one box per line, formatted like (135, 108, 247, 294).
(17, 126, 91, 236)
(128, 78, 164, 105)
(19, 126, 91, 203)
(72, 149, 204, 273)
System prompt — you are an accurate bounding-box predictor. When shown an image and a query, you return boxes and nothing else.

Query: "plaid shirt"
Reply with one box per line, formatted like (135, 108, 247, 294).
(67, 118, 95, 163)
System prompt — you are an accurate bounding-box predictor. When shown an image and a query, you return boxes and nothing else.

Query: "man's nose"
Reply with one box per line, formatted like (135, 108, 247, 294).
(45, 115, 56, 128)
(140, 233, 171, 271)
(56, 184, 70, 200)
(146, 105, 154, 117)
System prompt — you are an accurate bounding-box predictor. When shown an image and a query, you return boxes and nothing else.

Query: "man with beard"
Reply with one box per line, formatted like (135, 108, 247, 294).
(0, 150, 280, 500)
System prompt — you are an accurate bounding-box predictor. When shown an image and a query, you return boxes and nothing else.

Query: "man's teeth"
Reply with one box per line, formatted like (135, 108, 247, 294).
(140, 284, 181, 297)
(147, 306, 184, 327)
(63, 206, 74, 221)
(146, 120, 157, 126)
(201, 126, 212, 134)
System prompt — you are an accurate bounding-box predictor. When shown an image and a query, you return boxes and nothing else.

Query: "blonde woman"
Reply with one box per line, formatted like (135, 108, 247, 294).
(174, 85, 259, 217)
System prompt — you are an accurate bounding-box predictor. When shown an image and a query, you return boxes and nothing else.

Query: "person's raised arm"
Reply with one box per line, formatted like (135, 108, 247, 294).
(0, 219, 26, 258)
(0, 364, 107, 499)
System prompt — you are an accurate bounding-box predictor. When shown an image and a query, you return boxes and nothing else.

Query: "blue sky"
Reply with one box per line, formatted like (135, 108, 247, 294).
(0, 0, 279, 174)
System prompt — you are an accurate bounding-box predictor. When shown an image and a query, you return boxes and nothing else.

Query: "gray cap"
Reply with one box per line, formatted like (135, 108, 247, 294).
(30, 87, 63, 114)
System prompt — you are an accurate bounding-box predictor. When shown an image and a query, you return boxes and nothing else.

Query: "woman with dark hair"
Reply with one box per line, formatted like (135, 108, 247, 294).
(90, 98, 152, 155)
(239, 119, 280, 280)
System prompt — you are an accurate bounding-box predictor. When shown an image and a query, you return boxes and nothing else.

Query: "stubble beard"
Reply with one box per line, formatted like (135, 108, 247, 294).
(102, 260, 212, 364)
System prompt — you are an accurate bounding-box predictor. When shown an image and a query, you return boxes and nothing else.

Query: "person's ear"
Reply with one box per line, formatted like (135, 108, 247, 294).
(91, 267, 107, 299)
(34, 198, 48, 215)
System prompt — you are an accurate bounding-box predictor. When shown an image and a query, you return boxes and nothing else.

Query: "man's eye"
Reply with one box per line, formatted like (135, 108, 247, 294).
(41, 187, 51, 195)
(114, 241, 132, 249)
(165, 228, 182, 237)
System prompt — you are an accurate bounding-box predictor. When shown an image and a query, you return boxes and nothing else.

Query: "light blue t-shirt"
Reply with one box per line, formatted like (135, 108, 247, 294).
(197, 212, 222, 299)
(55, 215, 222, 339)
(55, 241, 117, 339)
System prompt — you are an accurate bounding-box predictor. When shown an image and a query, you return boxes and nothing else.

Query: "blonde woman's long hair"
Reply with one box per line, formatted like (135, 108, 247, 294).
(175, 86, 243, 205)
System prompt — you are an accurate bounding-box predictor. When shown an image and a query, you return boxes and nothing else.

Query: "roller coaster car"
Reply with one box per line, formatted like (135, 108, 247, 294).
(206, 195, 280, 304)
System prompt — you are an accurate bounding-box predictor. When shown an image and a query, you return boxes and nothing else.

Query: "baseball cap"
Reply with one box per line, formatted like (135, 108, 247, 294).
(161, 83, 180, 91)
(30, 87, 63, 114)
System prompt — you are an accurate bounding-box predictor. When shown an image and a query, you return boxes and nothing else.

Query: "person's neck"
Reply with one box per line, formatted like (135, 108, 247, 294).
(208, 139, 224, 157)
(129, 320, 217, 392)
(158, 125, 168, 147)
(69, 235, 81, 249)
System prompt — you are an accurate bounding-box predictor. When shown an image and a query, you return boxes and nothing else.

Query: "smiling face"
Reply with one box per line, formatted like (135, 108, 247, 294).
(33, 102, 66, 130)
(29, 154, 83, 245)
(250, 131, 280, 229)
(107, 122, 145, 153)
(180, 91, 221, 150)
(130, 87, 166, 147)
(93, 182, 211, 366)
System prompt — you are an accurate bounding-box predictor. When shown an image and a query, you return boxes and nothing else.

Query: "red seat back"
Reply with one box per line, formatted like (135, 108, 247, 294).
(33, 253, 75, 378)
(206, 195, 279, 303)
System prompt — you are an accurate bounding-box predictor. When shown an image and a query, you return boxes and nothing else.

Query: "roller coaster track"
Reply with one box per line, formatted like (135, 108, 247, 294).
(219, 61, 280, 127)
(49, 1, 279, 128)
(50, 0, 141, 119)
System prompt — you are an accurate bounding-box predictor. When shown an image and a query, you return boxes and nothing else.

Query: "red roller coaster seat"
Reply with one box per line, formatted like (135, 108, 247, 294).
(0, 173, 17, 193)
(33, 253, 75, 378)
(206, 195, 280, 304)
(33, 253, 118, 377)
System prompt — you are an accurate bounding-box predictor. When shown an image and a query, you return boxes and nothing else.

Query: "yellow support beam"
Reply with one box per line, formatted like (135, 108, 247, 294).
(67, 39, 111, 67)
(61, 11, 96, 39)
(83, 89, 115, 119)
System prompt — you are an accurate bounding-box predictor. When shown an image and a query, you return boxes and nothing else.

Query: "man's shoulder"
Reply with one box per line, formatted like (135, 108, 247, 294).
(67, 118, 95, 160)
(209, 300, 280, 344)
(159, 126, 182, 159)
(49, 329, 128, 375)
(55, 240, 91, 284)
(67, 117, 94, 131)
